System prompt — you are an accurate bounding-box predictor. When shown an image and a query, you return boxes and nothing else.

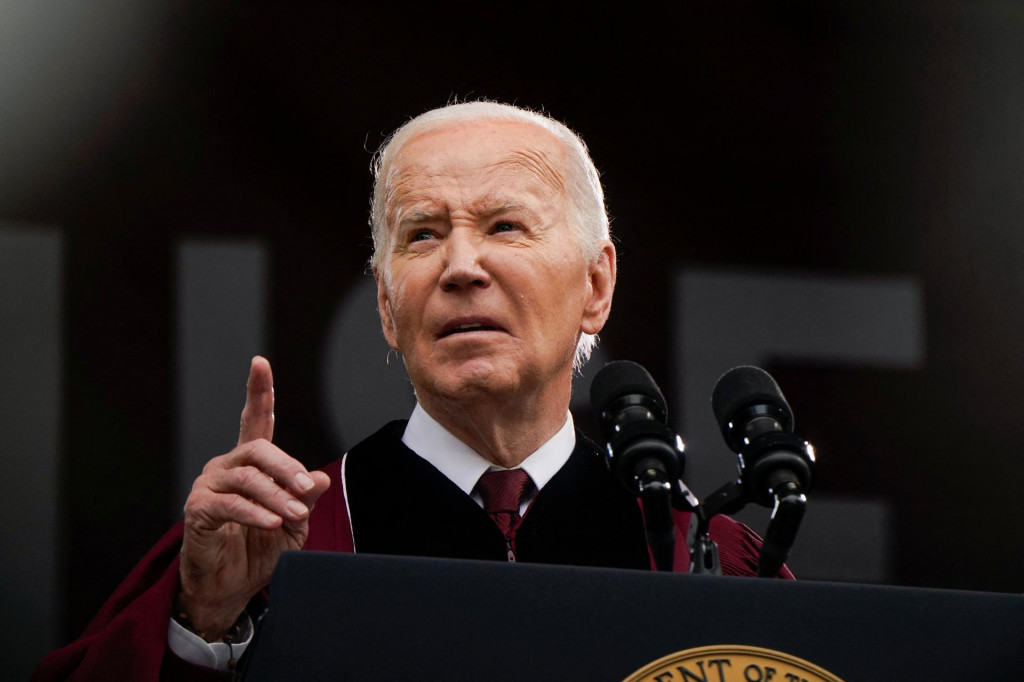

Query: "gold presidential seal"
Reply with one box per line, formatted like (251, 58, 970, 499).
(623, 644, 845, 682)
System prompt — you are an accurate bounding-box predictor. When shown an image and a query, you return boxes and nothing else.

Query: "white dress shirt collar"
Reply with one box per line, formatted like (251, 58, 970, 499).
(402, 402, 576, 495)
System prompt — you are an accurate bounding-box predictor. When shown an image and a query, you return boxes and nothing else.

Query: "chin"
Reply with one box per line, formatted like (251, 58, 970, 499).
(415, 357, 524, 402)
(438, 370, 519, 401)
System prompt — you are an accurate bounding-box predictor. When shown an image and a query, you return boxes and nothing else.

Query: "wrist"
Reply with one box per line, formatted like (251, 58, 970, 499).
(173, 593, 248, 643)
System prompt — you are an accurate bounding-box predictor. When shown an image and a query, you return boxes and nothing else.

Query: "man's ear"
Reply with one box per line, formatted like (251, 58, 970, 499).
(580, 241, 617, 335)
(374, 268, 400, 351)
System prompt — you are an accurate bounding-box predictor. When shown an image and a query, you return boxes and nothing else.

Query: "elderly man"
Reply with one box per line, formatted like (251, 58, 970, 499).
(34, 101, 784, 681)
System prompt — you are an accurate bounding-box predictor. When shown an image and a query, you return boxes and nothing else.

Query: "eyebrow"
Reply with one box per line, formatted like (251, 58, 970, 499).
(477, 201, 533, 219)
(399, 209, 442, 225)
(396, 201, 535, 227)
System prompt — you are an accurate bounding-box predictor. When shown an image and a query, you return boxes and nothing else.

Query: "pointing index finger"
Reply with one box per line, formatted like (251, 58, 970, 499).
(239, 356, 274, 444)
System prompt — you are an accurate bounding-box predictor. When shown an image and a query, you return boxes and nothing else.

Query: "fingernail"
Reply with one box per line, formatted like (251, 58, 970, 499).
(286, 499, 309, 518)
(295, 472, 314, 491)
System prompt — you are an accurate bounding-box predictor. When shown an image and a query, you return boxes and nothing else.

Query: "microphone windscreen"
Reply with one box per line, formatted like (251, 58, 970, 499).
(590, 360, 667, 416)
(711, 365, 793, 433)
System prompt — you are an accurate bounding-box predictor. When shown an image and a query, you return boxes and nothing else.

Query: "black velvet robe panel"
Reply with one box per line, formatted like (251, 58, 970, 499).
(344, 421, 652, 570)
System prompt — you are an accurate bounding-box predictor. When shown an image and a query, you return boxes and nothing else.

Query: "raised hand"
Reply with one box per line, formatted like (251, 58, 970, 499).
(178, 356, 330, 640)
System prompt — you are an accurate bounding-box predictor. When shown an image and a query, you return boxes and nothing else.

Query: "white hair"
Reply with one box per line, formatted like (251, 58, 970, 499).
(369, 100, 611, 371)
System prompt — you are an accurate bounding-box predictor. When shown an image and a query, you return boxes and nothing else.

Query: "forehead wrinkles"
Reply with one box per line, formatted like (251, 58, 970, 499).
(387, 146, 567, 226)
(385, 126, 569, 220)
(499, 145, 567, 196)
(384, 162, 456, 231)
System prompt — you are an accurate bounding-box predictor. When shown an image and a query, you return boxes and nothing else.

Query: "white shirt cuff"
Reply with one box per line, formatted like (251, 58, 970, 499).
(167, 614, 254, 671)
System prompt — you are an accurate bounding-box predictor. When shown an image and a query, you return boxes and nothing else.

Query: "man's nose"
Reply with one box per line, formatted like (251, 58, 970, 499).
(440, 231, 491, 291)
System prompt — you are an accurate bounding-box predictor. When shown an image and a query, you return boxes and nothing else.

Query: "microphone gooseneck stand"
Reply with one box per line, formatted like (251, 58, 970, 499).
(590, 360, 690, 573)
(591, 361, 816, 577)
(708, 365, 817, 578)
(637, 466, 675, 572)
(758, 480, 808, 578)
(606, 423, 690, 573)
(686, 504, 721, 575)
(696, 432, 814, 578)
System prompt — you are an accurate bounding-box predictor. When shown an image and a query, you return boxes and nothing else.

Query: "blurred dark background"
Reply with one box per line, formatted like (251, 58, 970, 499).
(2, 2, 1023, 677)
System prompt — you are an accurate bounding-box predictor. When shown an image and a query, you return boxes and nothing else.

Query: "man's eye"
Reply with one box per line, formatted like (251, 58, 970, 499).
(410, 230, 434, 242)
(492, 221, 518, 234)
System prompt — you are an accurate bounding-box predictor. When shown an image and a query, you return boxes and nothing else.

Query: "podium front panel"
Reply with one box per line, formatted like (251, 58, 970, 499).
(240, 551, 1023, 681)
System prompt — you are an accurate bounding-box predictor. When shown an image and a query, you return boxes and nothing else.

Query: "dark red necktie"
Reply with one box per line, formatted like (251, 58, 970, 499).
(476, 469, 534, 562)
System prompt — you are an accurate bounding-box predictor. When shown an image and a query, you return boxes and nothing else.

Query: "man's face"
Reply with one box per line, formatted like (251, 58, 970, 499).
(376, 119, 613, 407)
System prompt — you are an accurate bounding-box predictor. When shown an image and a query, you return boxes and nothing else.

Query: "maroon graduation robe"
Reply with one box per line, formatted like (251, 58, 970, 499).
(33, 422, 791, 681)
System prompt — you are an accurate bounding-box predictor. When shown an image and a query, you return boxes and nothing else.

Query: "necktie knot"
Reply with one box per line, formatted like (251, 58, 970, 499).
(477, 469, 533, 516)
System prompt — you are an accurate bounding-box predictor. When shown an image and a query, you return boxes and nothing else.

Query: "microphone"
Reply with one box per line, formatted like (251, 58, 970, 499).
(711, 365, 813, 507)
(590, 360, 685, 495)
(711, 365, 815, 577)
(590, 360, 687, 571)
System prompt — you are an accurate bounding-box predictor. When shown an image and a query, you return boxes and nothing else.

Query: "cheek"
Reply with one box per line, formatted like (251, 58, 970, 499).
(518, 280, 587, 345)
(387, 278, 430, 340)
(535, 265, 588, 312)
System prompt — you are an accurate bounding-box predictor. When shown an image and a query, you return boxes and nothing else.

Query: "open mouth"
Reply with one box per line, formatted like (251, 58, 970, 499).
(439, 320, 505, 338)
